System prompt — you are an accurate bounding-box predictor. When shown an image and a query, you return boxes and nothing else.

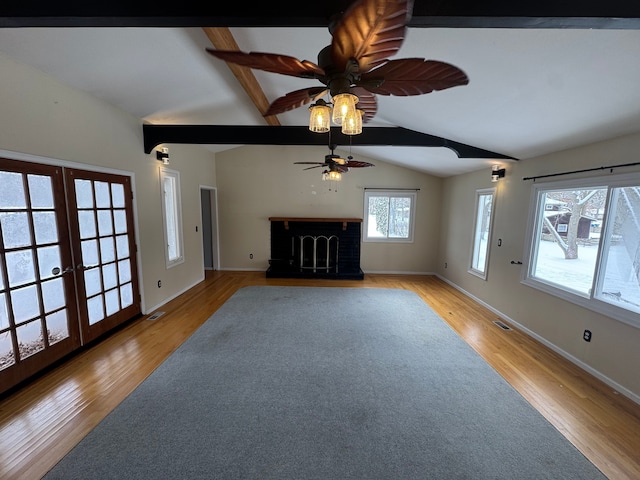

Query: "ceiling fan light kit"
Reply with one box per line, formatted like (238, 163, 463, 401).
(206, 0, 469, 138)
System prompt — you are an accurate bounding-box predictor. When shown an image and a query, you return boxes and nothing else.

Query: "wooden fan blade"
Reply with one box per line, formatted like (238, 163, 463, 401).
(352, 86, 378, 122)
(359, 58, 469, 96)
(264, 87, 329, 116)
(206, 49, 325, 79)
(330, 0, 414, 73)
(294, 162, 327, 165)
(345, 160, 375, 168)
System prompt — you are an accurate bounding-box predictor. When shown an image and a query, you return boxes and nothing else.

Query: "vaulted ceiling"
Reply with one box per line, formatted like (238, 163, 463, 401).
(2, 1, 640, 177)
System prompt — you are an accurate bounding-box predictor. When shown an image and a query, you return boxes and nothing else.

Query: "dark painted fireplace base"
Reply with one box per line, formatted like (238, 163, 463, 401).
(266, 217, 364, 280)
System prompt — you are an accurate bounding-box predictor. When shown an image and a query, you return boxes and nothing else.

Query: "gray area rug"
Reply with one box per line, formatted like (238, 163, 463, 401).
(45, 286, 606, 479)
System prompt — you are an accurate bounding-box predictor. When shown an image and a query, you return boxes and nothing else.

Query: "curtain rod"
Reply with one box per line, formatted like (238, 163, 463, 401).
(523, 161, 640, 181)
(363, 188, 420, 191)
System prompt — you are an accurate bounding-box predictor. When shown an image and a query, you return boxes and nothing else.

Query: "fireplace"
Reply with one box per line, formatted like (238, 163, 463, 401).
(267, 217, 364, 279)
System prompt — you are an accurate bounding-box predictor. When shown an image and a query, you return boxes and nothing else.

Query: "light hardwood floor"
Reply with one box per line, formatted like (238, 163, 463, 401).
(1, 271, 639, 479)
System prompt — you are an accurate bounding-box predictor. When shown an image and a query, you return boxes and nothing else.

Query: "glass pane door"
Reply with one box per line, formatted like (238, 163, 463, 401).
(0, 158, 80, 393)
(65, 168, 140, 344)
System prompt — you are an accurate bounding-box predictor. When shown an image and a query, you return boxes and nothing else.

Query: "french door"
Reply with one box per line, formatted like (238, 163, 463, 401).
(0, 158, 140, 395)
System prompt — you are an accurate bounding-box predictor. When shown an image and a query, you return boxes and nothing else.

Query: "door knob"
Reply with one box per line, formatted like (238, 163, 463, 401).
(52, 266, 75, 275)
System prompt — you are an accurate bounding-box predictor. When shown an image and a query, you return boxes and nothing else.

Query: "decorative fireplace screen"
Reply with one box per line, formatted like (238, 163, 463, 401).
(297, 235, 339, 273)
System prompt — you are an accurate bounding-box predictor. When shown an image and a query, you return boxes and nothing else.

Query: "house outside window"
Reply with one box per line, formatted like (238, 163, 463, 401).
(469, 188, 496, 279)
(522, 173, 640, 328)
(160, 168, 184, 268)
(363, 190, 416, 243)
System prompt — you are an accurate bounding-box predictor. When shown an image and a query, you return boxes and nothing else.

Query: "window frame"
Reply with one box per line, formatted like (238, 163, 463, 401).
(159, 167, 184, 268)
(522, 172, 640, 329)
(363, 190, 417, 243)
(468, 187, 496, 280)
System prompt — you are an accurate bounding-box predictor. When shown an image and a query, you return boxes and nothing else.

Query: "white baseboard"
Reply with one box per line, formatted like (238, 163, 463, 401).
(362, 270, 435, 275)
(144, 275, 204, 315)
(435, 274, 640, 406)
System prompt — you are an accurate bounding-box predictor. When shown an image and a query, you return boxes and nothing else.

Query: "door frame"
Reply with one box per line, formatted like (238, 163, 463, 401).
(199, 185, 220, 272)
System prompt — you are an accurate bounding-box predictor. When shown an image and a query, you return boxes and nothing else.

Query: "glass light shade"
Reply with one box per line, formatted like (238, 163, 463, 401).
(341, 109, 363, 135)
(331, 93, 358, 126)
(308, 103, 331, 133)
(322, 170, 342, 181)
(328, 171, 342, 181)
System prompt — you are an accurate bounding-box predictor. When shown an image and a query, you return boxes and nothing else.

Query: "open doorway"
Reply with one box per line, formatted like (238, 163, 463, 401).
(199, 186, 219, 273)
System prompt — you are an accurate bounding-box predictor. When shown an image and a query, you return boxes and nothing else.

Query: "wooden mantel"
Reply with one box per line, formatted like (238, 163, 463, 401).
(269, 217, 362, 231)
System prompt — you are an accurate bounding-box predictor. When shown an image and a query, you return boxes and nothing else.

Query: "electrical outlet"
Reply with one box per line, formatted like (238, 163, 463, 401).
(157, 280, 162, 288)
(249, 253, 254, 259)
(583, 329, 592, 342)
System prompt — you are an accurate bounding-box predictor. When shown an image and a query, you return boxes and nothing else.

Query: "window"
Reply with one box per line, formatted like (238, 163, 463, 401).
(160, 168, 184, 267)
(523, 173, 640, 328)
(469, 188, 496, 279)
(363, 190, 416, 242)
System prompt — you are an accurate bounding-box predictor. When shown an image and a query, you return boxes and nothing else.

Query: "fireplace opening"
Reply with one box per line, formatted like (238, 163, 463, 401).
(297, 235, 339, 273)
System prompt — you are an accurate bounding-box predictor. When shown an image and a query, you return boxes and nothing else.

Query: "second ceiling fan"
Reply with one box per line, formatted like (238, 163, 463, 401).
(206, 0, 469, 127)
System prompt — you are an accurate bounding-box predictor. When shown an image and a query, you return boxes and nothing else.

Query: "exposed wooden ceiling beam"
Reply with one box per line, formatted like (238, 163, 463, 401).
(2, 1, 640, 29)
(202, 27, 280, 127)
(143, 124, 516, 160)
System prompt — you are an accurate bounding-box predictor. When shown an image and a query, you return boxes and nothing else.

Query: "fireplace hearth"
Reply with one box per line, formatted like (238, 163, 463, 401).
(267, 217, 364, 279)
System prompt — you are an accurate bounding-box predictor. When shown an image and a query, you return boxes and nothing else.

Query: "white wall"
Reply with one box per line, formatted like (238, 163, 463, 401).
(438, 133, 640, 402)
(0, 52, 217, 312)
(215, 144, 442, 273)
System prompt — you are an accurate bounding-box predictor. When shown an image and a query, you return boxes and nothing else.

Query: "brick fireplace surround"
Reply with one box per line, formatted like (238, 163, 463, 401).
(266, 217, 364, 280)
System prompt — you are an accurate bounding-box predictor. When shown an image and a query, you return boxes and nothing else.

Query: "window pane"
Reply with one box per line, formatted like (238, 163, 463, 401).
(75, 179, 94, 208)
(367, 196, 389, 237)
(46, 309, 69, 345)
(161, 170, 184, 266)
(33, 211, 58, 245)
(11, 285, 40, 323)
(6, 249, 36, 287)
(37, 245, 61, 280)
(530, 188, 607, 296)
(97, 210, 113, 236)
(0, 212, 31, 248)
(16, 320, 44, 360)
(0, 331, 15, 370)
(78, 210, 96, 239)
(0, 293, 9, 330)
(595, 186, 640, 313)
(111, 183, 125, 208)
(81, 239, 99, 267)
(0, 171, 26, 209)
(95, 181, 111, 208)
(28, 174, 54, 209)
(87, 295, 104, 325)
(114, 209, 127, 234)
(388, 197, 411, 238)
(84, 268, 102, 297)
(116, 234, 130, 259)
(471, 192, 494, 275)
(100, 237, 115, 263)
(42, 278, 65, 313)
(164, 176, 178, 260)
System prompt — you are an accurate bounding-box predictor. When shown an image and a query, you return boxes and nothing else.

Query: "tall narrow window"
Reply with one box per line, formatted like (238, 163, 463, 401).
(363, 191, 416, 243)
(160, 168, 184, 267)
(469, 188, 495, 279)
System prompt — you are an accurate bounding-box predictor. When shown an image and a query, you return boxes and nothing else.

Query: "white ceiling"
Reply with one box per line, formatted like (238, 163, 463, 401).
(1, 25, 640, 177)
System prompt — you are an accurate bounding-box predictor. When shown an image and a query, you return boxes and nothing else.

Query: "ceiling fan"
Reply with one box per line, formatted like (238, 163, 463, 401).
(206, 0, 469, 125)
(294, 144, 375, 181)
